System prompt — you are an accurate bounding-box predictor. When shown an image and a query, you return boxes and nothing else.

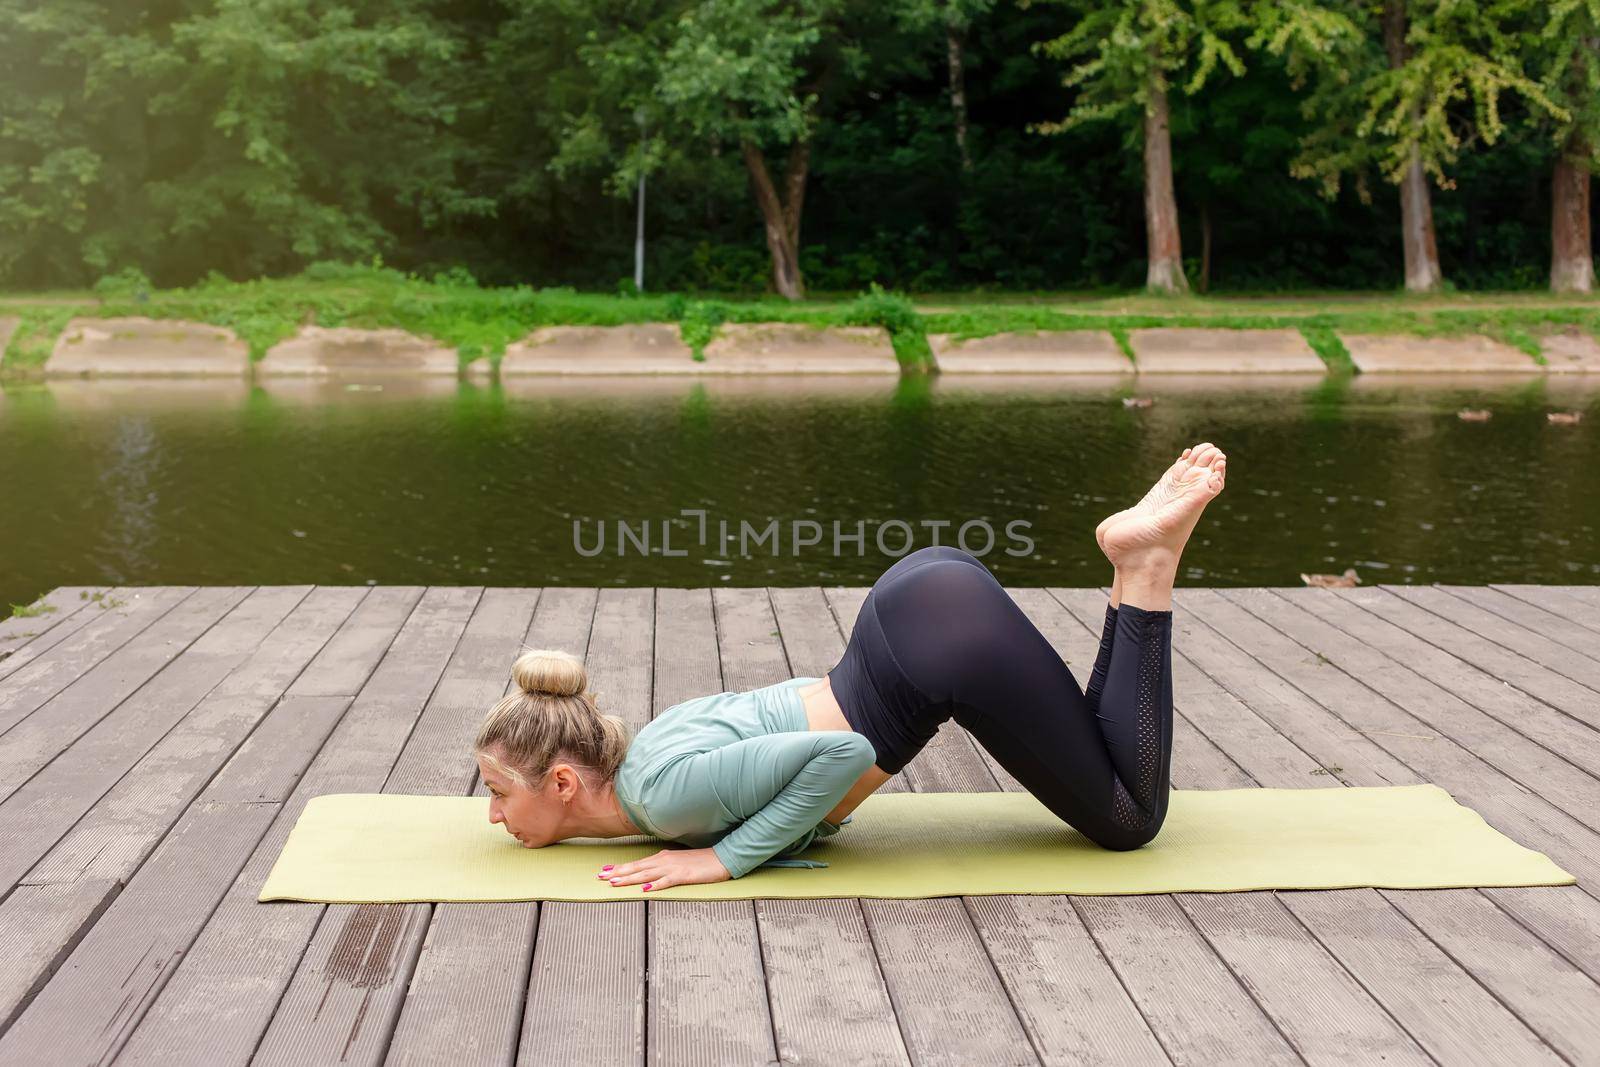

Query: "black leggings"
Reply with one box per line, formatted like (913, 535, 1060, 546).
(827, 545, 1174, 850)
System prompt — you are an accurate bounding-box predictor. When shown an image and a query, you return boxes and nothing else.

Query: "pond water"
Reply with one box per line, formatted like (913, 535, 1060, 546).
(2, 372, 1597, 612)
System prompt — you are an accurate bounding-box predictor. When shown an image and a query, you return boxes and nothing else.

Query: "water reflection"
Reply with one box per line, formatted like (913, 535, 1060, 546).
(1, 372, 1595, 608)
(94, 415, 161, 582)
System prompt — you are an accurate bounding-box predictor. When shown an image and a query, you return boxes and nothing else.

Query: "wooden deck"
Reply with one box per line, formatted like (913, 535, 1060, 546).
(0, 582, 1597, 1065)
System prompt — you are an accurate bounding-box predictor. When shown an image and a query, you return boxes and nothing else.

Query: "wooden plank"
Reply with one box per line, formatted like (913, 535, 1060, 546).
(1052, 589, 1499, 1065)
(282, 586, 427, 698)
(1490, 585, 1600, 635)
(1230, 586, 1600, 837)
(247, 588, 545, 1067)
(1369, 885, 1600, 1064)
(0, 585, 253, 802)
(0, 587, 101, 665)
(387, 903, 532, 1067)
(0, 586, 428, 1058)
(1280, 888, 1571, 1064)
(0, 878, 121, 1034)
(199, 587, 425, 805)
(0, 588, 412, 1027)
(1453, 585, 1600, 650)
(1176, 587, 1583, 1062)
(0, 585, 315, 895)
(498, 587, 649, 1067)
(961, 893, 1172, 1066)
(1378, 585, 1600, 709)
(0, 586, 195, 735)
(385, 586, 614, 1067)
(1262, 586, 1600, 984)
(762, 585, 911, 1065)
(108, 587, 481, 1067)
(3, 582, 1590, 1064)
(1071, 892, 1308, 1065)
(868, 898, 1046, 1067)
(0, 587, 141, 686)
(1388, 585, 1600, 675)
(1260, 588, 1600, 889)
(643, 587, 787, 1065)
(0, 796, 284, 1062)
(641, 586, 739, 1067)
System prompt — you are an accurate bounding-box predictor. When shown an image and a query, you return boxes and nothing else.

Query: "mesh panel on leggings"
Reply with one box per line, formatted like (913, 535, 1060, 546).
(1109, 610, 1164, 829)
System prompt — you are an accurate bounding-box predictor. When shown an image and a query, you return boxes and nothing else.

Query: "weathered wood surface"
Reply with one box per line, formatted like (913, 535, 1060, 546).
(0, 582, 1596, 1065)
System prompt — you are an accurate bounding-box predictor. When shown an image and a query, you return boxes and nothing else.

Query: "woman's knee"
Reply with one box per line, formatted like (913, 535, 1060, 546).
(1092, 823, 1160, 851)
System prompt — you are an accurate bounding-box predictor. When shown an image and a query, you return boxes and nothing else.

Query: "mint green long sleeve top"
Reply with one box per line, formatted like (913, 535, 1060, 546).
(611, 675, 876, 878)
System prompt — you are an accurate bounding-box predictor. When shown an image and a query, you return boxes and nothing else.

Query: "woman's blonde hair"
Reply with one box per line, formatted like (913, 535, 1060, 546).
(474, 649, 633, 791)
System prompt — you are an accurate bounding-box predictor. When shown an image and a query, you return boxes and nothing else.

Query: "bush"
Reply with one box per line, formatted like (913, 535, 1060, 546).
(842, 283, 932, 370)
(92, 266, 152, 298)
(678, 300, 728, 359)
(298, 258, 407, 284)
(430, 265, 479, 288)
(843, 282, 918, 335)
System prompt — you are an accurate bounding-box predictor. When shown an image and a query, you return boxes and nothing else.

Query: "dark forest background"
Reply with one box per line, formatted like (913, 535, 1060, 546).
(1, 0, 1589, 295)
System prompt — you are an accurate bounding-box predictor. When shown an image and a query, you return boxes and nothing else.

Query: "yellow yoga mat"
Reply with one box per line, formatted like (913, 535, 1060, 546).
(257, 785, 1576, 903)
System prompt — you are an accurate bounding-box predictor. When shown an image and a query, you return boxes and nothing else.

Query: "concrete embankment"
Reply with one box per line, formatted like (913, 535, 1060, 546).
(13, 316, 1600, 378)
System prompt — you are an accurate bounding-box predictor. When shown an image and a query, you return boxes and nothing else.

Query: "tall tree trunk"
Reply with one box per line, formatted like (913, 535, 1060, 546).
(1199, 201, 1212, 294)
(1551, 136, 1594, 293)
(783, 139, 810, 252)
(1396, 144, 1442, 292)
(1384, 0, 1443, 292)
(741, 139, 808, 300)
(947, 18, 972, 173)
(1143, 75, 1188, 294)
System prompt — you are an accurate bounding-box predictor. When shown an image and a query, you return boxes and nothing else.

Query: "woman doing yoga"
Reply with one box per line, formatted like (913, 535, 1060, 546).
(472, 442, 1227, 891)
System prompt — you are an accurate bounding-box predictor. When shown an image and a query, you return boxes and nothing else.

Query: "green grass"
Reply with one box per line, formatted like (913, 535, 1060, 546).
(6, 599, 56, 619)
(4, 264, 1598, 376)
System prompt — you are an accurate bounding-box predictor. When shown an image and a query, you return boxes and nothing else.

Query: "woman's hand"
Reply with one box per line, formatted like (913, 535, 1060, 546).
(597, 847, 731, 892)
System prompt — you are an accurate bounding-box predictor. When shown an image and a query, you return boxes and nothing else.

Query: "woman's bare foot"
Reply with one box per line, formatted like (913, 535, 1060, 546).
(1099, 446, 1226, 576)
(1095, 443, 1221, 555)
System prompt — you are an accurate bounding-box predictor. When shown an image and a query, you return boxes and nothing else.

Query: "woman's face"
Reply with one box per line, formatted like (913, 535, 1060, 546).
(477, 751, 561, 847)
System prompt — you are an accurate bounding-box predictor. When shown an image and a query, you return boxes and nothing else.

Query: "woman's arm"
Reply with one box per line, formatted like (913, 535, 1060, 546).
(684, 730, 876, 879)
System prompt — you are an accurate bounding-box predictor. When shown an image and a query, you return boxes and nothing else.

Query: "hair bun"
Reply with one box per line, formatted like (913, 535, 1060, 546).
(511, 649, 587, 698)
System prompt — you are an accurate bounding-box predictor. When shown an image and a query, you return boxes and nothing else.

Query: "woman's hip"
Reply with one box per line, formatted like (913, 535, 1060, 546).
(827, 545, 1037, 771)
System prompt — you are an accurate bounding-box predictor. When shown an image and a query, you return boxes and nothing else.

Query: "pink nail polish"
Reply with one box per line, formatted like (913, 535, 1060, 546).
(643, 883, 652, 891)
(602, 865, 613, 871)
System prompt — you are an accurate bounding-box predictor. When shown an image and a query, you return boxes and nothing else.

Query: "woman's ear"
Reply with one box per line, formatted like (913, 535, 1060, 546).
(546, 762, 580, 800)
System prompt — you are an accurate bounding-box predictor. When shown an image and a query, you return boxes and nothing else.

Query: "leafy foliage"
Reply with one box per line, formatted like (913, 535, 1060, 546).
(0, 0, 1593, 294)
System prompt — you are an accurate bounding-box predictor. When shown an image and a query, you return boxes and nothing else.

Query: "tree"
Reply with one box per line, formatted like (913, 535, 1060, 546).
(0, 0, 489, 286)
(1274, 0, 1564, 292)
(901, 0, 997, 173)
(1523, 0, 1600, 291)
(1030, 0, 1249, 294)
(560, 0, 894, 300)
(658, 0, 839, 299)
